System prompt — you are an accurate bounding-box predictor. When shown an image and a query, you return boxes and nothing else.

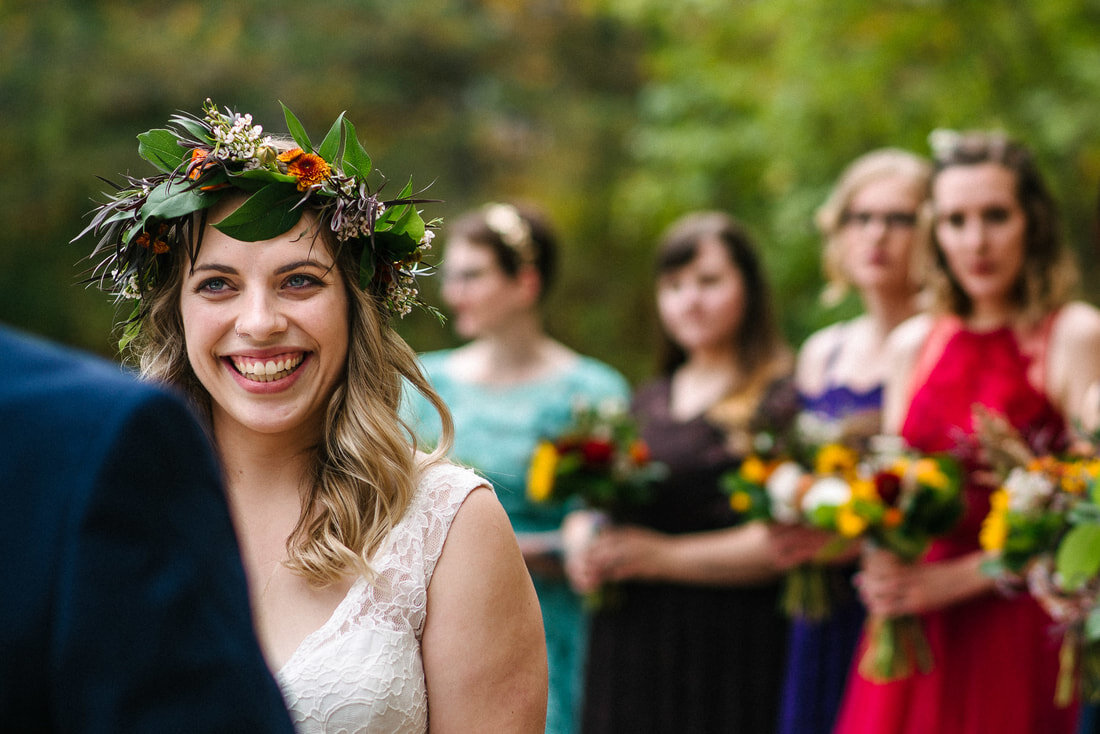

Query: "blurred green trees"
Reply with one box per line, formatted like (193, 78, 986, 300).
(4, 0, 1100, 384)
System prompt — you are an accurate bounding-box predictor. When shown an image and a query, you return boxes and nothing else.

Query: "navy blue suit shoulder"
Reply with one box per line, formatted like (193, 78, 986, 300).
(0, 327, 294, 733)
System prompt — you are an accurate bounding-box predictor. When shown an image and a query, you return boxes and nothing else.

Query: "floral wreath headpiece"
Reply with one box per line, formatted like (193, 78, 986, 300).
(76, 99, 441, 347)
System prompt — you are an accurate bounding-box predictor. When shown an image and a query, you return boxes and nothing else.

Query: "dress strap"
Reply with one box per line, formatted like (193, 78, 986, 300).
(1018, 308, 1062, 394)
(906, 316, 962, 402)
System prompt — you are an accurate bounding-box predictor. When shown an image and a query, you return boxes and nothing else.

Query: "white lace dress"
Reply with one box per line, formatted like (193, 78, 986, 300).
(275, 461, 486, 733)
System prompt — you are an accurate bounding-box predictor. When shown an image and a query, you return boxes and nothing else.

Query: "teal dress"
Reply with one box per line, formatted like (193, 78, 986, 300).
(405, 349, 630, 734)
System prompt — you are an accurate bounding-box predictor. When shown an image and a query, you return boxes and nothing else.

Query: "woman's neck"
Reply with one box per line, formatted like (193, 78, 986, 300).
(669, 348, 741, 420)
(680, 346, 740, 377)
(458, 314, 574, 385)
(213, 419, 315, 529)
(964, 296, 1018, 331)
(860, 287, 919, 339)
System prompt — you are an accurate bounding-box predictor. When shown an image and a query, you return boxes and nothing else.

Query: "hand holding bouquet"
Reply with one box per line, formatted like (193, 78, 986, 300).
(979, 448, 1100, 705)
(722, 441, 863, 621)
(528, 399, 665, 609)
(822, 443, 964, 682)
(974, 406, 1100, 704)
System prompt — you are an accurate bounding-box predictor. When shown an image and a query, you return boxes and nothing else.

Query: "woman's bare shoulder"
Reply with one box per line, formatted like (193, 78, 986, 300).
(1053, 301, 1100, 346)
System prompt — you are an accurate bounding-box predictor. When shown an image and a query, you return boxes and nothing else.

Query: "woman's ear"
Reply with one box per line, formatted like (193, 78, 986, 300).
(515, 263, 543, 306)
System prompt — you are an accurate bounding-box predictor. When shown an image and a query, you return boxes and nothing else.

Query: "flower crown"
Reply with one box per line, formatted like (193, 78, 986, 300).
(76, 99, 441, 346)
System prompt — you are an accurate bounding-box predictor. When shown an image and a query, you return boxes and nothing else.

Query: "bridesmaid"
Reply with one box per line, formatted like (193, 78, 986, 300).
(566, 211, 800, 733)
(405, 202, 630, 734)
(834, 131, 1100, 734)
(775, 148, 931, 734)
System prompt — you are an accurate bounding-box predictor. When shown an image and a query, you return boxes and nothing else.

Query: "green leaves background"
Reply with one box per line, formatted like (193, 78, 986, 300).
(6, 1, 1100, 382)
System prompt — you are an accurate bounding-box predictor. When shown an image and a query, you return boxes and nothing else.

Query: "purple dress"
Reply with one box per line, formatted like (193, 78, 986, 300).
(777, 345, 879, 734)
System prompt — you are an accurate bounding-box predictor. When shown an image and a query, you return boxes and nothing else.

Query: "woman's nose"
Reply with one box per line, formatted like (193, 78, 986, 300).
(960, 218, 987, 250)
(234, 291, 287, 340)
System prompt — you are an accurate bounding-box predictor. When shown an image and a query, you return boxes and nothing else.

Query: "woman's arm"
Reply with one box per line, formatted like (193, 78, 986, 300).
(795, 322, 843, 397)
(422, 488, 547, 734)
(1047, 301, 1100, 432)
(577, 520, 782, 588)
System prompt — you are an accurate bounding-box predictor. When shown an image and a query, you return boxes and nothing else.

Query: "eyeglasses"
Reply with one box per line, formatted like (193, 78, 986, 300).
(840, 210, 918, 230)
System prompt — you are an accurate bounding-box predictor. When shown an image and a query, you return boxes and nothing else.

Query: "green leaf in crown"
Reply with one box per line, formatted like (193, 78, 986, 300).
(74, 98, 443, 350)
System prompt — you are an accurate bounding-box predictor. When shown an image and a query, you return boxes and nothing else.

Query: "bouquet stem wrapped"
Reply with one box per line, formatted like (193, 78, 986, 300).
(851, 452, 964, 682)
(860, 612, 934, 681)
(782, 563, 831, 622)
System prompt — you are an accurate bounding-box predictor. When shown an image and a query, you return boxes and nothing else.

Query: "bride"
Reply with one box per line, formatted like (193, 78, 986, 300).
(77, 100, 547, 732)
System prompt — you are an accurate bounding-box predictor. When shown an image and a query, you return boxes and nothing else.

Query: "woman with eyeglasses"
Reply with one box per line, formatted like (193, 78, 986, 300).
(774, 148, 931, 734)
(833, 132, 1100, 734)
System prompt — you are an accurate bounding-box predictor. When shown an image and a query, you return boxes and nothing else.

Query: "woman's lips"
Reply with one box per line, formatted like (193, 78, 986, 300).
(227, 352, 307, 383)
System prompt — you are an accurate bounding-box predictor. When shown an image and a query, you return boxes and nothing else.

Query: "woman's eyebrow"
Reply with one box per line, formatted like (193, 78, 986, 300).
(275, 259, 331, 275)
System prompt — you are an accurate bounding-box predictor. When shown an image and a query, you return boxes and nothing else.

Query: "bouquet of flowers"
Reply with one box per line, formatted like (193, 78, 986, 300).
(978, 456, 1087, 581)
(722, 439, 864, 621)
(526, 399, 664, 513)
(843, 446, 965, 682)
(979, 448, 1100, 704)
(973, 405, 1100, 704)
(723, 433, 964, 681)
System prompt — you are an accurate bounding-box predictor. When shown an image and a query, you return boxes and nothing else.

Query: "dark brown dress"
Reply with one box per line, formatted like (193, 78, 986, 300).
(581, 376, 799, 734)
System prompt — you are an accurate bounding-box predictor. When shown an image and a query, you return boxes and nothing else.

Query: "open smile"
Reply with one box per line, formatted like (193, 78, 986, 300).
(228, 352, 307, 383)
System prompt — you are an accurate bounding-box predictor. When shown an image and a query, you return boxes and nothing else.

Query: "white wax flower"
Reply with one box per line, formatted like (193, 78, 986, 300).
(1003, 467, 1056, 514)
(801, 476, 852, 514)
(766, 461, 805, 524)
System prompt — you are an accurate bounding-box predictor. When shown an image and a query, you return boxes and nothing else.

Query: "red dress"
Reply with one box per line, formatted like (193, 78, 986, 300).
(834, 316, 1078, 734)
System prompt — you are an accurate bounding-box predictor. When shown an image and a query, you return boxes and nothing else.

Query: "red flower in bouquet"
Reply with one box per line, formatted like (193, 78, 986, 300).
(527, 400, 665, 513)
(581, 438, 615, 466)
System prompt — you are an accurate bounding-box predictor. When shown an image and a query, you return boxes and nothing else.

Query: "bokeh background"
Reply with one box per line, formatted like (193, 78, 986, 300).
(5, 0, 1100, 384)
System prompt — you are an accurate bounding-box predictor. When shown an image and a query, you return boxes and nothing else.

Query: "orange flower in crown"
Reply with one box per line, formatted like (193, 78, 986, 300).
(278, 148, 332, 191)
(75, 98, 442, 347)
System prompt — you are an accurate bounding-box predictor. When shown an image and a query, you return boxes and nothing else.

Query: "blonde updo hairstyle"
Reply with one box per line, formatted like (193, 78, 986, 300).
(815, 148, 933, 307)
(130, 200, 454, 586)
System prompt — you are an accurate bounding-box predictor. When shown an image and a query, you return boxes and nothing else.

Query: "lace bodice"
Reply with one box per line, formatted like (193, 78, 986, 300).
(276, 461, 486, 733)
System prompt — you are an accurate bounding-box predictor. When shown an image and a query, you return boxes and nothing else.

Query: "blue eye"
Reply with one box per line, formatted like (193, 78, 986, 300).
(285, 273, 321, 289)
(197, 277, 229, 293)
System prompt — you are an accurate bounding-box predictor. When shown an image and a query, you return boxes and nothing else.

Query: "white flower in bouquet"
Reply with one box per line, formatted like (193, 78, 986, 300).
(867, 434, 909, 471)
(801, 476, 852, 514)
(766, 461, 806, 524)
(1003, 466, 1056, 514)
(596, 396, 629, 419)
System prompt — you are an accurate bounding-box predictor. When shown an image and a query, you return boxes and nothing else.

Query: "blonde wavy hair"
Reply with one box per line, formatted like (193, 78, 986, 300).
(815, 148, 933, 307)
(127, 207, 454, 586)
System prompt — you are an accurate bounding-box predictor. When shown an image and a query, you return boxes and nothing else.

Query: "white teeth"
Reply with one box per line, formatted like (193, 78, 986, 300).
(231, 354, 304, 382)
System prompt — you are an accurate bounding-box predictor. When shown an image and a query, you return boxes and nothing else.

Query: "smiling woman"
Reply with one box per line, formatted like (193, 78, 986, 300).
(180, 200, 350, 438)
(75, 101, 548, 734)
